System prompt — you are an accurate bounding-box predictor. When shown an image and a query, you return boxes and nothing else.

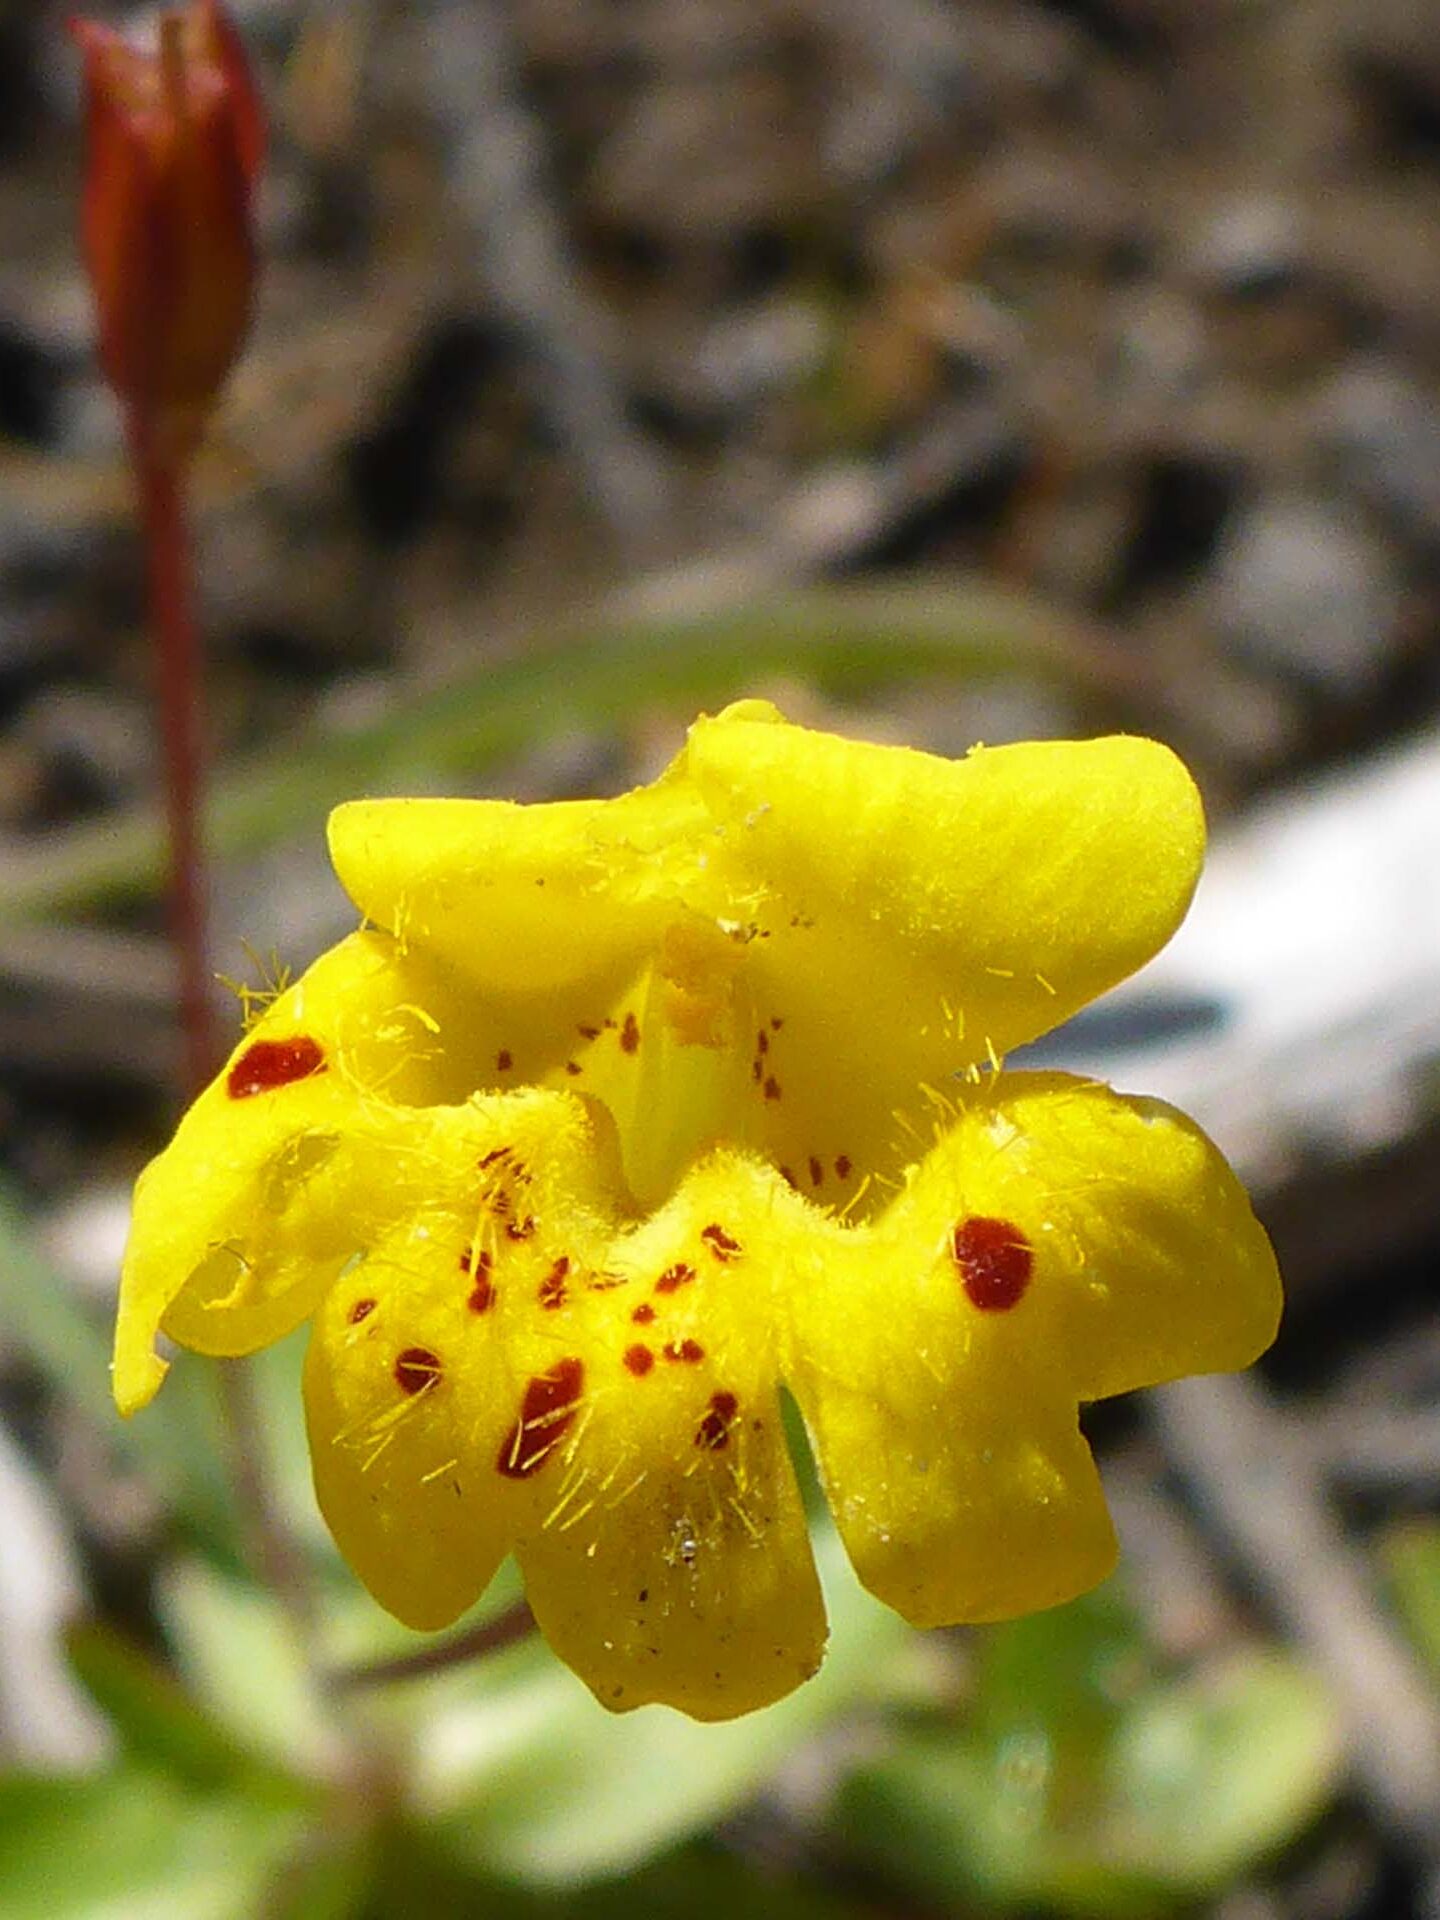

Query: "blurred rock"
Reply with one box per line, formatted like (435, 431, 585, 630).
(1209, 496, 1403, 697)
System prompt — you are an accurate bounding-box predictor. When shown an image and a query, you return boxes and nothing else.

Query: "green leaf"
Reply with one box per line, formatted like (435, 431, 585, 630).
(369, 1836, 871, 1920)
(1109, 1651, 1342, 1889)
(159, 1559, 338, 1781)
(0, 1178, 241, 1562)
(0, 1767, 308, 1920)
(1381, 1521, 1440, 1680)
(3, 577, 1089, 920)
(65, 1620, 273, 1794)
(835, 1643, 1342, 1916)
(403, 1517, 914, 1886)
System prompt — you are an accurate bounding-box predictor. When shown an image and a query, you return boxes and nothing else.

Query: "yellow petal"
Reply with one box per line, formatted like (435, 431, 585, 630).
(782, 1067, 1279, 1625)
(302, 1089, 619, 1629)
(685, 711, 1205, 1080)
(891, 1071, 1282, 1403)
(783, 1229, 1117, 1627)
(117, 930, 497, 1414)
(514, 1152, 826, 1718)
(327, 774, 725, 999)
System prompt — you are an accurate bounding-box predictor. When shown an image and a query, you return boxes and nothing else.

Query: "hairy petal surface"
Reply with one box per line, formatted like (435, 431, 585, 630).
(782, 1070, 1279, 1625)
(303, 1090, 620, 1630)
(116, 931, 489, 1412)
(686, 708, 1204, 1062)
(515, 1156, 825, 1718)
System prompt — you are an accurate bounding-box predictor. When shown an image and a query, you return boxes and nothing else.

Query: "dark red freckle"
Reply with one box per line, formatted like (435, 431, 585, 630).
(394, 1347, 442, 1395)
(770, 1017, 783, 1031)
(577, 1024, 600, 1040)
(624, 1344, 654, 1376)
(539, 1256, 570, 1310)
(496, 1050, 513, 1073)
(227, 1035, 326, 1100)
(496, 1358, 584, 1478)
(835, 1154, 852, 1180)
(565, 1060, 583, 1076)
(664, 1338, 705, 1364)
(347, 1298, 375, 1325)
(505, 1216, 537, 1242)
(632, 1302, 656, 1325)
(701, 1223, 741, 1261)
(952, 1216, 1033, 1311)
(751, 1058, 763, 1083)
(808, 1156, 824, 1188)
(620, 1011, 641, 1054)
(757, 1030, 769, 1055)
(655, 1261, 696, 1294)
(458, 1246, 492, 1276)
(779, 1165, 798, 1190)
(695, 1390, 739, 1450)
(467, 1275, 495, 1314)
(763, 1075, 781, 1102)
(479, 1146, 511, 1169)
(638, 1588, 648, 1604)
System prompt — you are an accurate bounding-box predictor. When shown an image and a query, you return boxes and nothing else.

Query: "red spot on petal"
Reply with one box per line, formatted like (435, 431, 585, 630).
(620, 1011, 641, 1054)
(505, 1216, 537, 1242)
(779, 1165, 799, 1190)
(808, 1155, 824, 1188)
(664, 1338, 705, 1364)
(757, 1030, 769, 1055)
(953, 1216, 1033, 1311)
(624, 1343, 654, 1376)
(459, 1246, 492, 1275)
(835, 1154, 852, 1180)
(656, 1261, 696, 1294)
(701, 1223, 741, 1262)
(467, 1275, 496, 1314)
(578, 1024, 600, 1040)
(631, 1302, 656, 1325)
(770, 1017, 783, 1030)
(539, 1256, 570, 1310)
(751, 1058, 763, 1082)
(695, 1390, 738, 1450)
(227, 1035, 326, 1099)
(496, 1050, 513, 1073)
(565, 1059, 583, 1076)
(497, 1358, 584, 1478)
(479, 1146, 512, 1169)
(347, 1298, 375, 1325)
(394, 1347, 442, 1395)
(763, 1075, 782, 1101)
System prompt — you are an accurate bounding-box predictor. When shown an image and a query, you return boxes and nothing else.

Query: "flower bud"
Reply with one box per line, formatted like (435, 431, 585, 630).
(71, 1, 263, 463)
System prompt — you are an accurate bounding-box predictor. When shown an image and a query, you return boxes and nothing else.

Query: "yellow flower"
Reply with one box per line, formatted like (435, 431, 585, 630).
(116, 700, 1280, 1719)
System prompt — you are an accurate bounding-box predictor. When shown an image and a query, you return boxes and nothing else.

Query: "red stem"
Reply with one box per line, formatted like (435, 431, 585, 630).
(134, 428, 215, 1096)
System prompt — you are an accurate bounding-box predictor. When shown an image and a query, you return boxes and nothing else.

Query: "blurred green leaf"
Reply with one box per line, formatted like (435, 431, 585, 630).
(1109, 1651, 1341, 1888)
(4, 577, 1097, 919)
(836, 1629, 1341, 1916)
(404, 1517, 914, 1887)
(0, 1766, 308, 1920)
(65, 1619, 288, 1796)
(160, 1559, 338, 1781)
(370, 1836, 871, 1920)
(0, 1179, 240, 1562)
(1381, 1521, 1440, 1681)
